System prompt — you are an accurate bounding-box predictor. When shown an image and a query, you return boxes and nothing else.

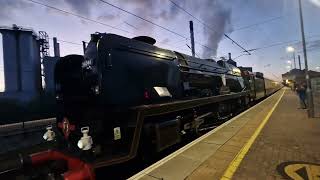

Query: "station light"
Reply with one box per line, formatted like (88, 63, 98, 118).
(286, 46, 295, 52)
(309, 0, 320, 7)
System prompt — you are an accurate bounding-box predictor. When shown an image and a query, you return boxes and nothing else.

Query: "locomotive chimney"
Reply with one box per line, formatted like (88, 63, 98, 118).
(227, 53, 237, 66)
(189, 21, 195, 57)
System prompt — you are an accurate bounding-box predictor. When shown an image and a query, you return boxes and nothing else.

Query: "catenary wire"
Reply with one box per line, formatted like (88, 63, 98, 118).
(24, 0, 133, 35)
(97, 0, 217, 53)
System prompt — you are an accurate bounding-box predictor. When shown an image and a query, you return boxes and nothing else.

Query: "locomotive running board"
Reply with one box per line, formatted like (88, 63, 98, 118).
(133, 91, 250, 117)
(93, 91, 250, 168)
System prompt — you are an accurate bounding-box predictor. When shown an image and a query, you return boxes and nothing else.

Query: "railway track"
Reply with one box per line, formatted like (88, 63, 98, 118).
(0, 118, 55, 136)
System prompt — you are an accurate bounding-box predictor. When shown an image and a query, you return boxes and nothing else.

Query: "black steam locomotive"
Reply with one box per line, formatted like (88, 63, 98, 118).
(0, 33, 282, 180)
(52, 33, 281, 168)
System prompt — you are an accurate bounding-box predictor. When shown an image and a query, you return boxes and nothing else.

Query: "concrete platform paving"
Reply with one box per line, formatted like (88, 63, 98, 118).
(229, 89, 320, 180)
(129, 88, 320, 180)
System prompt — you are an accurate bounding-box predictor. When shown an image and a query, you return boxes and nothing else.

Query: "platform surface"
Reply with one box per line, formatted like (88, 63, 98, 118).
(129, 88, 320, 180)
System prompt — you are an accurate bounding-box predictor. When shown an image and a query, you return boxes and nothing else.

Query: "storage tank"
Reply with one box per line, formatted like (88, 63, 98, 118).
(0, 25, 41, 101)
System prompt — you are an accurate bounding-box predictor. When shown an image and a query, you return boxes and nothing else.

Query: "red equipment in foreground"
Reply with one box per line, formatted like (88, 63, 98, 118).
(30, 150, 95, 180)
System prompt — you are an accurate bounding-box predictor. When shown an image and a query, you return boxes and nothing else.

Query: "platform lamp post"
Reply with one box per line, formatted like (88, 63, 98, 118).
(286, 46, 296, 69)
(286, 60, 293, 70)
(298, 0, 314, 117)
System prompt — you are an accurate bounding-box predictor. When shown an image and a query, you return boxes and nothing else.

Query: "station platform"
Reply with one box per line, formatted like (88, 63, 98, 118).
(129, 88, 320, 180)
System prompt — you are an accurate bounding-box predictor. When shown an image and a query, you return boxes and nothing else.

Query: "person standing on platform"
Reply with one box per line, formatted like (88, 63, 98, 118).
(296, 82, 307, 109)
(293, 81, 297, 91)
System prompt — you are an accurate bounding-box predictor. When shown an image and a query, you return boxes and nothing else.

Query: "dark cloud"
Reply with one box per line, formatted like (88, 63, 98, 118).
(308, 40, 320, 49)
(160, 38, 170, 44)
(158, 6, 179, 21)
(63, 0, 95, 16)
(123, 21, 139, 30)
(157, 1, 180, 20)
(291, 39, 320, 53)
(80, 19, 89, 25)
(97, 13, 120, 21)
(0, 0, 32, 20)
(119, 0, 181, 34)
(234, 0, 287, 17)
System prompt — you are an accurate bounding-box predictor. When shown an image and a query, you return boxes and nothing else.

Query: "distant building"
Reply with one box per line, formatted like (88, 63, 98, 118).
(0, 25, 41, 101)
(43, 56, 59, 93)
(0, 25, 59, 124)
(282, 68, 320, 87)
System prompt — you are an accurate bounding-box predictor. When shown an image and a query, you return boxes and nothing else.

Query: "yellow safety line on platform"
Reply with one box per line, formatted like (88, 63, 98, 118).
(221, 89, 286, 180)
